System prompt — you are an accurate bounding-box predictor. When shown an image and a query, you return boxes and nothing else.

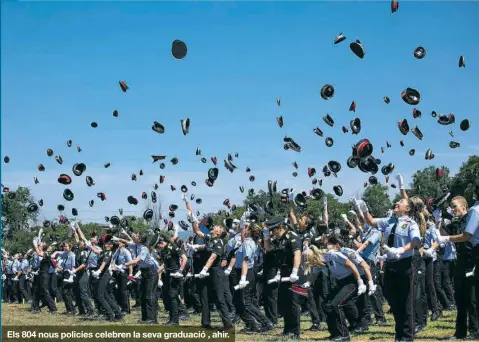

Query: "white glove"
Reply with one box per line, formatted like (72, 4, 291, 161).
(357, 279, 367, 295)
(198, 267, 209, 279)
(241, 209, 251, 221)
(71, 269, 76, 274)
(109, 269, 113, 276)
(436, 231, 450, 243)
(385, 246, 405, 259)
(188, 244, 200, 252)
(303, 281, 311, 289)
(33, 237, 39, 248)
(224, 267, 232, 276)
(368, 280, 377, 296)
(186, 272, 193, 278)
(424, 247, 435, 258)
(377, 254, 388, 262)
(112, 236, 120, 242)
(2, 274, 6, 280)
(170, 271, 183, 278)
(187, 211, 199, 224)
(181, 193, 188, 203)
(446, 207, 454, 216)
(134, 270, 142, 279)
(340, 214, 349, 223)
(258, 269, 263, 276)
(13, 276, 19, 281)
(289, 268, 299, 283)
(238, 276, 249, 289)
(356, 200, 369, 213)
(396, 174, 405, 190)
(323, 197, 328, 208)
(158, 280, 163, 288)
(348, 210, 357, 217)
(92, 270, 100, 278)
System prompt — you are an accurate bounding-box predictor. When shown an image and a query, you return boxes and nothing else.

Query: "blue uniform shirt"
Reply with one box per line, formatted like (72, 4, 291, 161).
(324, 250, 352, 280)
(443, 242, 457, 260)
(20, 259, 29, 273)
(424, 222, 438, 249)
(193, 226, 211, 245)
(12, 260, 20, 273)
(86, 243, 102, 269)
(60, 251, 76, 271)
(137, 245, 156, 269)
(465, 202, 479, 247)
(5, 260, 15, 274)
(112, 247, 132, 266)
(234, 237, 256, 269)
(32, 253, 41, 270)
(360, 227, 381, 262)
(376, 215, 421, 260)
(226, 233, 242, 256)
(340, 247, 365, 276)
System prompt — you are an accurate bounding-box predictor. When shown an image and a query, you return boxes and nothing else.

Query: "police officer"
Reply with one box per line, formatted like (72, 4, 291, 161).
(4, 255, 17, 303)
(18, 254, 31, 303)
(356, 197, 422, 342)
(31, 236, 57, 313)
(436, 196, 479, 340)
(110, 237, 133, 314)
(72, 227, 95, 317)
(57, 242, 76, 314)
(123, 232, 158, 324)
(75, 226, 102, 315)
(263, 217, 301, 339)
(355, 222, 386, 325)
(422, 213, 441, 323)
(155, 231, 187, 326)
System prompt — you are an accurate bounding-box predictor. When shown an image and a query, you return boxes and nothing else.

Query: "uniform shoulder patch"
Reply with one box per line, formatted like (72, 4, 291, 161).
(401, 223, 408, 229)
(349, 252, 357, 260)
(286, 233, 290, 239)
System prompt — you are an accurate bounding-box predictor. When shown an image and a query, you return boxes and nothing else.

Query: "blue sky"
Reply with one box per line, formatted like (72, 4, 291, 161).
(1, 2, 478, 224)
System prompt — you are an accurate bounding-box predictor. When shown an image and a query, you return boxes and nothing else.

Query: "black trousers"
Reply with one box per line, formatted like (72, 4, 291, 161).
(384, 256, 416, 341)
(323, 275, 358, 338)
(414, 258, 427, 327)
(454, 263, 478, 337)
(196, 267, 232, 328)
(368, 261, 385, 320)
(18, 274, 30, 302)
(32, 273, 57, 312)
(140, 267, 156, 321)
(263, 267, 279, 325)
(434, 259, 455, 308)
(97, 272, 121, 318)
(114, 272, 130, 313)
(62, 280, 75, 313)
(313, 270, 330, 323)
(424, 256, 439, 314)
(75, 272, 93, 314)
(49, 273, 62, 302)
(89, 271, 101, 312)
(164, 272, 181, 323)
(222, 269, 235, 314)
(232, 268, 271, 328)
(6, 275, 17, 302)
(356, 274, 373, 328)
(279, 268, 301, 336)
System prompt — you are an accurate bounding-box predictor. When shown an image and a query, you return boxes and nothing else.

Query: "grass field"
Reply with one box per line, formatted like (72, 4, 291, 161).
(1, 301, 462, 341)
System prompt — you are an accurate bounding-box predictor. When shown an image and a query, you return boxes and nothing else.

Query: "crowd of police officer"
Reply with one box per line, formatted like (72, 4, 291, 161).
(3, 175, 479, 342)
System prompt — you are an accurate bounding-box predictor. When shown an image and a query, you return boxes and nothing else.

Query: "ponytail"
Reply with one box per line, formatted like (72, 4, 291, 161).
(302, 245, 325, 275)
(409, 197, 427, 237)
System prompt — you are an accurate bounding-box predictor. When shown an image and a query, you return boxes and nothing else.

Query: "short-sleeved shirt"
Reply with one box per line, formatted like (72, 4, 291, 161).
(20, 259, 29, 273)
(32, 253, 41, 270)
(234, 237, 256, 269)
(376, 215, 421, 260)
(206, 236, 224, 268)
(85, 242, 102, 269)
(465, 202, 479, 247)
(324, 250, 352, 280)
(160, 244, 184, 272)
(276, 231, 301, 272)
(112, 247, 132, 266)
(360, 227, 381, 262)
(12, 260, 20, 273)
(98, 251, 113, 273)
(5, 260, 14, 274)
(60, 251, 76, 271)
(424, 222, 438, 249)
(137, 245, 156, 269)
(226, 233, 242, 261)
(340, 247, 365, 276)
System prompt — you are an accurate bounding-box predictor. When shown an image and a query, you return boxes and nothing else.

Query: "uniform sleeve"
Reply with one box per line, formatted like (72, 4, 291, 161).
(375, 218, 390, 232)
(138, 248, 148, 261)
(430, 225, 438, 243)
(287, 232, 301, 252)
(212, 240, 224, 257)
(124, 249, 132, 263)
(332, 251, 348, 265)
(408, 221, 421, 241)
(465, 210, 479, 236)
(12, 262, 18, 272)
(102, 252, 112, 265)
(366, 230, 381, 245)
(70, 254, 76, 268)
(242, 242, 255, 261)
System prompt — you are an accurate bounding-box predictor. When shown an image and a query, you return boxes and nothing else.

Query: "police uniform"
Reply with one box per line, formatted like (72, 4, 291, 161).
(85, 242, 102, 312)
(359, 225, 385, 324)
(263, 237, 280, 325)
(160, 242, 185, 324)
(323, 250, 358, 340)
(30, 252, 42, 312)
(310, 235, 330, 323)
(377, 215, 420, 341)
(276, 229, 301, 337)
(33, 250, 57, 312)
(423, 222, 440, 320)
(12, 258, 21, 303)
(466, 201, 479, 326)
(128, 242, 142, 308)
(112, 247, 132, 313)
(96, 249, 122, 320)
(226, 232, 242, 316)
(198, 234, 232, 329)
(5, 258, 17, 303)
(136, 243, 157, 322)
(434, 240, 456, 310)
(449, 215, 479, 338)
(60, 251, 76, 314)
(74, 245, 94, 315)
(232, 236, 272, 331)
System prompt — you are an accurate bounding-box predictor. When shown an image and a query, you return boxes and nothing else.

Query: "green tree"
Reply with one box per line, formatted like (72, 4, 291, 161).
(362, 184, 392, 217)
(306, 194, 349, 228)
(1, 187, 39, 240)
(451, 155, 479, 205)
(409, 166, 452, 200)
